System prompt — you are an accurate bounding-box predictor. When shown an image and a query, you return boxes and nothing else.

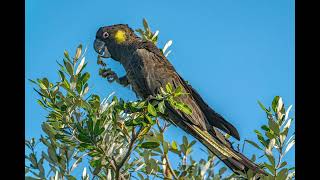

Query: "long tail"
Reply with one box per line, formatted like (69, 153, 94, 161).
(180, 122, 266, 175)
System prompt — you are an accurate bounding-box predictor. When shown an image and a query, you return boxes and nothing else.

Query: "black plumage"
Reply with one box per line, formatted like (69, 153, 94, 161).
(94, 24, 265, 175)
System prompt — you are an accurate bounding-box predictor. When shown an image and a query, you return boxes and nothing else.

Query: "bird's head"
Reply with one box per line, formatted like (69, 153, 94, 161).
(94, 24, 138, 61)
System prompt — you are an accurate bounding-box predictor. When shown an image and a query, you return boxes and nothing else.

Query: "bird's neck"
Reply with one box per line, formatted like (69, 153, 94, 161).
(109, 44, 132, 64)
(113, 44, 136, 64)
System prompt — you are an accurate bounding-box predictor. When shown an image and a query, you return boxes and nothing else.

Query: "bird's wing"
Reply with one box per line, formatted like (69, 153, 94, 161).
(131, 42, 265, 175)
(178, 75, 240, 140)
(132, 42, 209, 130)
(133, 41, 240, 140)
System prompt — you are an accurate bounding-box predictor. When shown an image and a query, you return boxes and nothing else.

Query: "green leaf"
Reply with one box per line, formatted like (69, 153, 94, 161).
(253, 130, 268, 147)
(288, 167, 295, 171)
(90, 158, 102, 168)
(87, 118, 94, 133)
(254, 129, 263, 137)
(183, 136, 188, 146)
(266, 153, 275, 167)
(76, 81, 83, 94)
(165, 83, 173, 93)
(61, 80, 71, 93)
(173, 101, 192, 115)
(41, 123, 56, 138)
(145, 115, 154, 124)
(278, 161, 287, 169)
(251, 154, 256, 162)
(157, 100, 166, 114)
(159, 87, 167, 95)
(264, 163, 275, 175)
(171, 141, 178, 150)
(29, 154, 38, 168)
(268, 118, 280, 135)
(93, 165, 102, 175)
(261, 125, 270, 132)
(78, 133, 91, 143)
(28, 79, 38, 85)
(88, 94, 100, 108)
(38, 81, 47, 90)
(174, 85, 183, 97)
(42, 78, 49, 88)
(75, 44, 82, 61)
(81, 83, 89, 96)
(64, 50, 70, 60)
(258, 100, 270, 114)
(37, 99, 47, 109)
(277, 168, 288, 179)
(140, 142, 160, 149)
(189, 140, 197, 147)
(147, 103, 157, 116)
(94, 119, 103, 136)
(33, 88, 45, 97)
(81, 72, 90, 84)
(48, 146, 59, 163)
(58, 70, 65, 82)
(266, 131, 276, 140)
(245, 140, 263, 150)
(125, 119, 138, 126)
(142, 18, 150, 33)
(272, 96, 280, 113)
(64, 60, 74, 75)
(135, 100, 146, 109)
(66, 175, 77, 180)
(135, 29, 145, 36)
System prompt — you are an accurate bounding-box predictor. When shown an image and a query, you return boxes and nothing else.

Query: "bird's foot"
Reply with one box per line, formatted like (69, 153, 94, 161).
(99, 68, 119, 83)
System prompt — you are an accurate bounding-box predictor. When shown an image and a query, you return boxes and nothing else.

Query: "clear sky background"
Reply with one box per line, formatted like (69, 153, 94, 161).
(26, 0, 295, 177)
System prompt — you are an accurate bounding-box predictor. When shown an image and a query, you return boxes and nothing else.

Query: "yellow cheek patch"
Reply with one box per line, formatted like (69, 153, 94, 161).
(114, 30, 126, 44)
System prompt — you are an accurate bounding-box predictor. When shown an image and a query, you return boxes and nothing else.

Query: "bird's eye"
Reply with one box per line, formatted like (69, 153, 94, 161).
(102, 32, 109, 39)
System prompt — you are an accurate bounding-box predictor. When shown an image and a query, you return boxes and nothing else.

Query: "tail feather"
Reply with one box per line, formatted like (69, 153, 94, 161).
(183, 123, 266, 175)
(182, 81, 241, 140)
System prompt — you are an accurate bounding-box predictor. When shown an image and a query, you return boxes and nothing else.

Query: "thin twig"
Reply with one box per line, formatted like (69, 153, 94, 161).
(164, 154, 178, 180)
(156, 120, 178, 180)
(115, 127, 143, 180)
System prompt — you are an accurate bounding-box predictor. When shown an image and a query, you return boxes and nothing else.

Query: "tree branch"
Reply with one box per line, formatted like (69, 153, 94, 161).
(164, 153, 178, 180)
(156, 119, 178, 180)
(115, 127, 143, 180)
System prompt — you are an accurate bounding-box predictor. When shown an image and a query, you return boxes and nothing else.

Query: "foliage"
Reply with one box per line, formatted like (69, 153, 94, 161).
(26, 19, 294, 180)
(135, 18, 173, 57)
(245, 97, 295, 179)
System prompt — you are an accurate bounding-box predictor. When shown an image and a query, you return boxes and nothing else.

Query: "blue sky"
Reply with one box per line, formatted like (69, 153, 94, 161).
(26, 0, 295, 177)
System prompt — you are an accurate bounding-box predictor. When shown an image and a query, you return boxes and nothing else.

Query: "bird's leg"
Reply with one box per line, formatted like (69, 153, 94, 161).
(117, 76, 130, 87)
(99, 68, 130, 87)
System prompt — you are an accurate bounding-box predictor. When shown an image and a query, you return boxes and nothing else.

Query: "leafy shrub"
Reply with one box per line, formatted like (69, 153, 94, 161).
(25, 19, 294, 180)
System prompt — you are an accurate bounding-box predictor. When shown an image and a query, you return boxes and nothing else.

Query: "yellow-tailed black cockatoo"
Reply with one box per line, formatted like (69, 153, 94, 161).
(94, 24, 265, 175)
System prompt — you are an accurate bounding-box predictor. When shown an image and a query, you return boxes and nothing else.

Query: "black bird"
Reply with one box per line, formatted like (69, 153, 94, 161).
(94, 24, 265, 175)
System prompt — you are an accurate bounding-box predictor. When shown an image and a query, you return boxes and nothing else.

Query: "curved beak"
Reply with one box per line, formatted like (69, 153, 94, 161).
(94, 39, 111, 58)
